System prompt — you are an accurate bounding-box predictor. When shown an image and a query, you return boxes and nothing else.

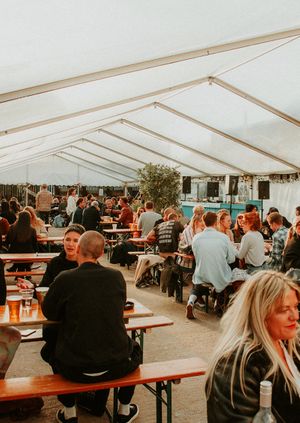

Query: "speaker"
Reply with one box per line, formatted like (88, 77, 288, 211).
(182, 176, 191, 194)
(207, 182, 219, 197)
(228, 175, 239, 195)
(258, 180, 270, 200)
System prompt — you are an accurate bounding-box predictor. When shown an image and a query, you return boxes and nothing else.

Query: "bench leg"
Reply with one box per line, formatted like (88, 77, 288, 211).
(175, 271, 183, 303)
(156, 382, 163, 423)
(131, 329, 144, 362)
(113, 387, 118, 423)
(166, 381, 172, 423)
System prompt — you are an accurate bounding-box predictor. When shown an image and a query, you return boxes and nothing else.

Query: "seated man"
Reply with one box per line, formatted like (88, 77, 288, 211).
(266, 212, 288, 271)
(82, 201, 101, 231)
(114, 197, 133, 228)
(147, 211, 184, 296)
(137, 201, 162, 237)
(186, 212, 237, 319)
(42, 231, 142, 423)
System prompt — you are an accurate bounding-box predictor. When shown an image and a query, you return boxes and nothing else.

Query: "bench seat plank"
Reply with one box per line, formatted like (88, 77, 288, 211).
(0, 357, 206, 401)
(21, 316, 174, 342)
(5, 271, 45, 277)
(125, 316, 173, 331)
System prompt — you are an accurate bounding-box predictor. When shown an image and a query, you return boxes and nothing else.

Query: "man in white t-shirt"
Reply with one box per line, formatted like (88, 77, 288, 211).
(137, 201, 162, 237)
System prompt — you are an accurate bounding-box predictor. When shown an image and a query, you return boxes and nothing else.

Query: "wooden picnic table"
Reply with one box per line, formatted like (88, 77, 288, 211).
(127, 237, 157, 253)
(37, 236, 63, 243)
(0, 298, 153, 327)
(103, 228, 142, 242)
(0, 253, 58, 263)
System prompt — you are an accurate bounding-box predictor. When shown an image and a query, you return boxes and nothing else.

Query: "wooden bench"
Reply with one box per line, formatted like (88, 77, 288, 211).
(5, 270, 45, 278)
(0, 357, 206, 423)
(21, 316, 174, 360)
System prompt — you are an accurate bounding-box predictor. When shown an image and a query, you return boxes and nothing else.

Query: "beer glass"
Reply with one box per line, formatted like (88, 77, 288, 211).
(7, 295, 22, 320)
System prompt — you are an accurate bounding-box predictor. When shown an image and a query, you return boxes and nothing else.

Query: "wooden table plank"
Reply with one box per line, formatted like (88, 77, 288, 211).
(0, 298, 153, 327)
(0, 253, 58, 263)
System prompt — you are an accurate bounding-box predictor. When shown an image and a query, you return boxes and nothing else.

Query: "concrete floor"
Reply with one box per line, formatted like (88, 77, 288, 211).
(4, 232, 221, 422)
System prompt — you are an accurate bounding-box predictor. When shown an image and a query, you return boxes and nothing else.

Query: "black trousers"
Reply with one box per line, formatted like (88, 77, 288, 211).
(51, 341, 142, 409)
(37, 211, 50, 224)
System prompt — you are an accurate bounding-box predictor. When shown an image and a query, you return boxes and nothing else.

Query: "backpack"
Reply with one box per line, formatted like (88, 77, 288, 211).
(53, 214, 65, 228)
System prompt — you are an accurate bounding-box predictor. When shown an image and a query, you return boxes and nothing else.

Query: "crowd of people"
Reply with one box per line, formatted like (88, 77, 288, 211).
(0, 185, 299, 422)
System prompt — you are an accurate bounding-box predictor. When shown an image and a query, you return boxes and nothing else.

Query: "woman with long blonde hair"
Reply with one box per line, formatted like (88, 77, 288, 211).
(24, 206, 47, 236)
(217, 210, 234, 242)
(206, 270, 300, 422)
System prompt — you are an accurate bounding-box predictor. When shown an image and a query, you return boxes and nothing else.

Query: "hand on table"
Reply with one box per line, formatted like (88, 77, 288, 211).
(16, 278, 34, 289)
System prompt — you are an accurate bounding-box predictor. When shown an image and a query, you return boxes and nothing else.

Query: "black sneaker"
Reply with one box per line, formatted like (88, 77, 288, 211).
(56, 408, 78, 423)
(117, 404, 139, 423)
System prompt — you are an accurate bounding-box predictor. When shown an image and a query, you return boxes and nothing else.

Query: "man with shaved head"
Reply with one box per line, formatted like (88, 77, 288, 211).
(42, 231, 141, 423)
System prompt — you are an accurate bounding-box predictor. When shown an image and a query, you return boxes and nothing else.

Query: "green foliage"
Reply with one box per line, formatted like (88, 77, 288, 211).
(137, 163, 181, 213)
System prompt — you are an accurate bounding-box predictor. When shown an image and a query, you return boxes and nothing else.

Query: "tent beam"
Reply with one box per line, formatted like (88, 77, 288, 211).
(121, 119, 249, 174)
(0, 141, 82, 169)
(82, 138, 147, 166)
(0, 78, 208, 137)
(72, 145, 138, 174)
(0, 152, 61, 173)
(54, 154, 124, 184)
(212, 77, 300, 127)
(58, 151, 132, 180)
(1, 29, 299, 103)
(100, 129, 208, 176)
(155, 102, 300, 172)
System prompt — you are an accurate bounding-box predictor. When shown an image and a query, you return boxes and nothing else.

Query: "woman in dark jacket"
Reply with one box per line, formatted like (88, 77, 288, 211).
(39, 224, 85, 288)
(206, 270, 300, 422)
(5, 211, 37, 273)
(282, 219, 300, 272)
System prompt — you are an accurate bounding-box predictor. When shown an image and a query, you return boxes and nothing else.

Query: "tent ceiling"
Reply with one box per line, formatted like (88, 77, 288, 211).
(0, 1, 299, 185)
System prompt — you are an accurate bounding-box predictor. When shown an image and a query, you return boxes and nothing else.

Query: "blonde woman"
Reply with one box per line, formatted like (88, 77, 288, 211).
(181, 215, 204, 246)
(24, 206, 47, 236)
(217, 210, 234, 242)
(206, 270, 300, 422)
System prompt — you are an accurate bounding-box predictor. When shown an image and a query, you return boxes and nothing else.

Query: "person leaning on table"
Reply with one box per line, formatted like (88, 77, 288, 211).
(0, 259, 44, 418)
(206, 270, 300, 422)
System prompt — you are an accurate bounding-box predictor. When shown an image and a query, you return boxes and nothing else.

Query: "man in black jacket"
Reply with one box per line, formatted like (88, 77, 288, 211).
(72, 197, 86, 225)
(42, 231, 141, 423)
(82, 201, 101, 231)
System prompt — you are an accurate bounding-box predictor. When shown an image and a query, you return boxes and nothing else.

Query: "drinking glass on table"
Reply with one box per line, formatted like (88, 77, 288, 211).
(7, 295, 22, 320)
(35, 287, 49, 306)
(20, 288, 34, 309)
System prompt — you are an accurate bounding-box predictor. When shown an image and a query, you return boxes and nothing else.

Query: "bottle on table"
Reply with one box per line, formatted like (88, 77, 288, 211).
(252, 380, 276, 422)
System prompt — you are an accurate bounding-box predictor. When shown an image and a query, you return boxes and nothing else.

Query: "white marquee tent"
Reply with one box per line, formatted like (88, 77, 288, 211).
(1, 1, 300, 217)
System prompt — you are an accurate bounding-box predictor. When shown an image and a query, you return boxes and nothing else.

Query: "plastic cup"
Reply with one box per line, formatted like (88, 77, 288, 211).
(112, 223, 117, 230)
(20, 289, 34, 309)
(35, 287, 49, 306)
(7, 295, 22, 320)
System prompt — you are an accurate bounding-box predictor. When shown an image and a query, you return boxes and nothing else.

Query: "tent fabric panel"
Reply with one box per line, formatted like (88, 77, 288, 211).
(125, 107, 291, 174)
(2, 1, 300, 93)
(216, 38, 300, 119)
(163, 83, 300, 169)
(0, 39, 288, 131)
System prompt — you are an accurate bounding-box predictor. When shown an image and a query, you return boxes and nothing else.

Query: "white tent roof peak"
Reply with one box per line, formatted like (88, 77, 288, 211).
(0, 1, 300, 184)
